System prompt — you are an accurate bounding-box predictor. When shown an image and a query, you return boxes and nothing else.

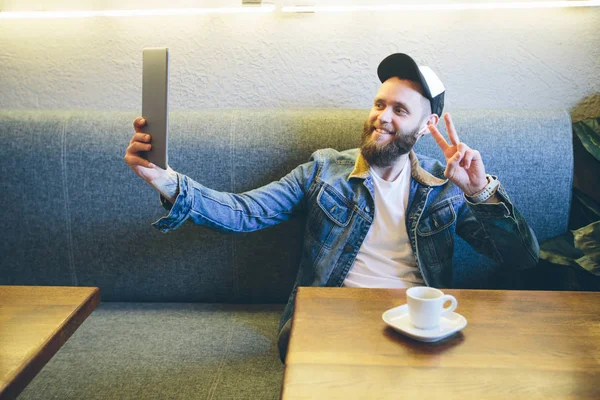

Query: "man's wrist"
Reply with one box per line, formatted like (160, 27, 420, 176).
(481, 192, 501, 204)
(465, 174, 500, 204)
(465, 179, 488, 197)
(152, 170, 179, 204)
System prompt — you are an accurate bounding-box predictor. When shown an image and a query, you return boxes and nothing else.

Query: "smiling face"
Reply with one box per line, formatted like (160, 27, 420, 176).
(361, 77, 432, 168)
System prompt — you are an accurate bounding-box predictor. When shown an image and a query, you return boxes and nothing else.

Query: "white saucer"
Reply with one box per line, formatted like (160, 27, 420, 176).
(382, 304, 467, 343)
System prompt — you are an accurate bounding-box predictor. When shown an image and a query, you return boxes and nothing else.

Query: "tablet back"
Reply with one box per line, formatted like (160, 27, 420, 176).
(142, 47, 169, 169)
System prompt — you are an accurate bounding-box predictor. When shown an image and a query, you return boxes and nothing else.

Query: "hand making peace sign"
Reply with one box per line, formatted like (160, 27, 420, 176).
(428, 113, 488, 197)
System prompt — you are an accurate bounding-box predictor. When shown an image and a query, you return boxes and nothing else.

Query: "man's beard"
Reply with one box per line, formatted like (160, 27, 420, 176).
(360, 120, 421, 168)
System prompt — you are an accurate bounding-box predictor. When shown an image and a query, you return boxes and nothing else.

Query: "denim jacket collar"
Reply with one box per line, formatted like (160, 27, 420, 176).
(348, 150, 447, 187)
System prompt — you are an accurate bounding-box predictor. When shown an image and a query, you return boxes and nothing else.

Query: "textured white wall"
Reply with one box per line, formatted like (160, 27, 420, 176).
(1, 6, 599, 118)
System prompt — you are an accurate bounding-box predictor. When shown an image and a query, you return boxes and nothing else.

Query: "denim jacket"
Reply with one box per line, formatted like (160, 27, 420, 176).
(152, 148, 539, 336)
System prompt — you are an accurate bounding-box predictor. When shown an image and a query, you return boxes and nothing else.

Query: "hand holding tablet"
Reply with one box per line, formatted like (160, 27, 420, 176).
(123, 48, 178, 203)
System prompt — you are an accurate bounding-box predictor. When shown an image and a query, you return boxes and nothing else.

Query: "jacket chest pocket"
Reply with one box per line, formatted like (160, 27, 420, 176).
(307, 185, 354, 248)
(417, 202, 456, 236)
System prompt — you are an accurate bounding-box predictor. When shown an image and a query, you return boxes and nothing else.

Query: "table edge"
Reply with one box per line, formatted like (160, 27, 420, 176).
(0, 287, 101, 400)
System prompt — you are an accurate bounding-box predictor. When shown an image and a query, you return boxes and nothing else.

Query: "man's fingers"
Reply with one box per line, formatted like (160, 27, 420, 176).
(127, 141, 152, 154)
(133, 117, 146, 133)
(124, 153, 153, 169)
(444, 113, 460, 146)
(462, 149, 475, 169)
(428, 124, 449, 152)
(130, 133, 152, 145)
(445, 151, 463, 178)
(455, 141, 470, 168)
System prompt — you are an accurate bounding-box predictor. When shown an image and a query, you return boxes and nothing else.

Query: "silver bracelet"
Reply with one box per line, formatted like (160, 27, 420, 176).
(466, 174, 500, 204)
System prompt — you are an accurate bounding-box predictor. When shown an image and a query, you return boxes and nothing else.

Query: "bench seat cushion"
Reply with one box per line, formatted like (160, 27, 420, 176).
(19, 303, 284, 400)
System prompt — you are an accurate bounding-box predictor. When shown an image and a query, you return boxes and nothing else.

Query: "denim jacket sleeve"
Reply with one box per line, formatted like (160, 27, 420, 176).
(151, 159, 318, 234)
(454, 183, 540, 271)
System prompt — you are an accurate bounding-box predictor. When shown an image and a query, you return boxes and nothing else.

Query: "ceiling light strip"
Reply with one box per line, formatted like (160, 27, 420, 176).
(0, 6, 276, 19)
(282, 1, 600, 12)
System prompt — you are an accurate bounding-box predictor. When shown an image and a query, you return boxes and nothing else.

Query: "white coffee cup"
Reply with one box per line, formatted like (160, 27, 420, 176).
(406, 286, 458, 330)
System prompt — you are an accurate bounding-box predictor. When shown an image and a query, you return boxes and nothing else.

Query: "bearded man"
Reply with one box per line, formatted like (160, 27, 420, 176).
(124, 53, 539, 362)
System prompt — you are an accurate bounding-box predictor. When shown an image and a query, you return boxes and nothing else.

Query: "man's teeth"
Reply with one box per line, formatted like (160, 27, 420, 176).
(375, 128, 391, 134)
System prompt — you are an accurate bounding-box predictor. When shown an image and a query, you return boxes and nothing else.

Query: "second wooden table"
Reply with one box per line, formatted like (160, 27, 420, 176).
(282, 287, 600, 400)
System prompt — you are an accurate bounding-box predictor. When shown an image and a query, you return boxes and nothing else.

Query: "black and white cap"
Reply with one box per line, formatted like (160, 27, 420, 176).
(377, 53, 445, 117)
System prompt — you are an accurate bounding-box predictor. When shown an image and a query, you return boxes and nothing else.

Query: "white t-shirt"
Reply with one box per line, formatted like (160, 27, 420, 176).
(343, 158, 424, 288)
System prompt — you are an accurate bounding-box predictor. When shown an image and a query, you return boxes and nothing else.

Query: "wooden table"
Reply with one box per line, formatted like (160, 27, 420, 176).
(0, 286, 100, 399)
(281, 287, 600, 400)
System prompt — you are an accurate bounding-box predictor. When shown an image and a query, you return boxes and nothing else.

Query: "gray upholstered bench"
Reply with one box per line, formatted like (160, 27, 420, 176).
(1, 109, 572, 399)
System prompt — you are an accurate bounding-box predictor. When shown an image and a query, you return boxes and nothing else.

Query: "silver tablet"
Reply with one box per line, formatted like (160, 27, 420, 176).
(142, 47, 169, 169)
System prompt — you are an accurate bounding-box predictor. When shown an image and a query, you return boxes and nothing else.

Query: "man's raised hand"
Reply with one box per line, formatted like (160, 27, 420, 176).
(125, 117, 179, 203)
(428, 113, 488, 196)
